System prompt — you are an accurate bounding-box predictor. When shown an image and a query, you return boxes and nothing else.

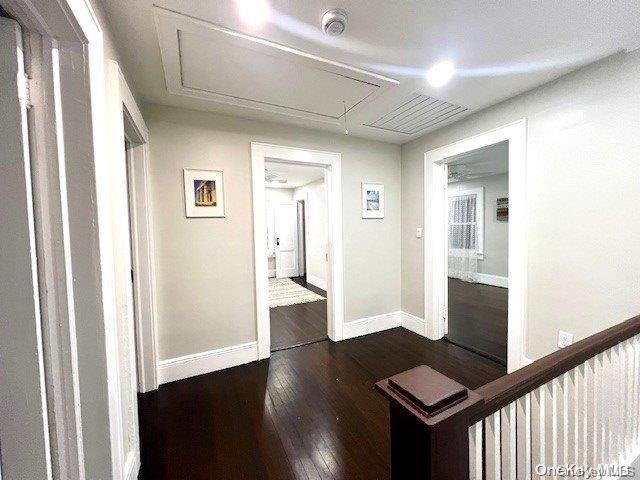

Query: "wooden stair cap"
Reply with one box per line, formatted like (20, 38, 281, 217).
(387, 365, 468, 416)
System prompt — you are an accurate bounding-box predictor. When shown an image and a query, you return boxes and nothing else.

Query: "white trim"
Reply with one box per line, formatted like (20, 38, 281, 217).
(425, 119, 528, 373)
(306, 274, 327, 291)
(476, 273, 509, 288)
(343, 311, 402, 339)
(251, 143, 344, 359)
(123, 452, 140, 480)
(448, 186, 484, 256)
(401, 311, 427, 336)
(268, 269, 276, 278)
(158, 342, 258, 385)
(107, 61, 159, 394)
(26, 34, 86, 480)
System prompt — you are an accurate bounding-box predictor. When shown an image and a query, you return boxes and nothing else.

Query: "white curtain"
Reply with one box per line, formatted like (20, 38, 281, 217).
(448, 194, 479, 283)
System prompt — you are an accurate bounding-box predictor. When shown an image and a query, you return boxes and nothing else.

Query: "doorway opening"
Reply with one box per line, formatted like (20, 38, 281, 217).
(425, 119, 527, 373)
(265, 161, 328, 351)
(251, 143, 344, 360)
(444, 141, 509, 366)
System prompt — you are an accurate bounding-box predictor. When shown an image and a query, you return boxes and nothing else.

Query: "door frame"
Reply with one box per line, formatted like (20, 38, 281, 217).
(251, 142, 344, 359)
(1, 0, 145, 477)
(424, 119, 528, 372)
(105, 61, 159, 393)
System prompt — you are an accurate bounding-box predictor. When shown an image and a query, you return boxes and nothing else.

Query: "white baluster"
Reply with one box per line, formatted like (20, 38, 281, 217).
(501, 402, 517, 480)
(516, 394, 532, 480)
(531, 387, 545, 479)
(484, 411, 501, 480)
(469, 421, 483, 480)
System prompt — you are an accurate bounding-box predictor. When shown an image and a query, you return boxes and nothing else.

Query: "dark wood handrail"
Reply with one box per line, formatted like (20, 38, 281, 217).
(472, 314, 640, 423)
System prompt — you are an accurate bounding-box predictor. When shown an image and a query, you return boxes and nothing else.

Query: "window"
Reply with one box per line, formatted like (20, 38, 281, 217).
(448, 187, 484, 256)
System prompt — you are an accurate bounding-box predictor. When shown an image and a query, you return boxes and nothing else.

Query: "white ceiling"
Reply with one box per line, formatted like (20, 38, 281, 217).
(100, 0, 640, 144)
(265, 161, 324, 189)
(447, 141, 508, 183)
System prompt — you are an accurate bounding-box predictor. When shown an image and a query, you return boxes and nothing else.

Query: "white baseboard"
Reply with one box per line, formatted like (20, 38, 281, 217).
(124, 451, 140, 480)
(158, 341, 258, 384)
(477, 273, 508, 288)
(400, 311, 426, 336)
(343, 311, 401, 339)
(306, 274, 327, 291)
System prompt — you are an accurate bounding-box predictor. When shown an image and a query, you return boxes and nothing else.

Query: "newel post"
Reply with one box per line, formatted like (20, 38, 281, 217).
(375, 365, 482, 479)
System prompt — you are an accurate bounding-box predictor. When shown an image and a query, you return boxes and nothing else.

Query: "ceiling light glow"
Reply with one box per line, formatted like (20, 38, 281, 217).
(426, 60, 455, 87)
(236, 0, 271, 27)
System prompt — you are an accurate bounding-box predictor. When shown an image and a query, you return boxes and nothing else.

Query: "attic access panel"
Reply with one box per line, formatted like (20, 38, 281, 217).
(154, 7, 398, 124)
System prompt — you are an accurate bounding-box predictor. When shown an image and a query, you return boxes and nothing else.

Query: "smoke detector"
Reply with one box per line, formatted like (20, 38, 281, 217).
(322, 9, 347, 36)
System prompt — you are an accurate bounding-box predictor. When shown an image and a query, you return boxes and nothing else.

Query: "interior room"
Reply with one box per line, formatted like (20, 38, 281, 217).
(265, 161, 329, 351)
(2, 1, 640, 479)
(445, 142, 509, 367)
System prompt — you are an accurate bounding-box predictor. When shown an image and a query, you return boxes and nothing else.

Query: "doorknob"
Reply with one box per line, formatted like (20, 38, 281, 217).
(276, 237, 280, 246)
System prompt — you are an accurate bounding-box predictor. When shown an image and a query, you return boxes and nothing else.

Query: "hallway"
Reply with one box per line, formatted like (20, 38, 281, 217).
(270, 276, 328, 351)
(138, 328, 505, 480)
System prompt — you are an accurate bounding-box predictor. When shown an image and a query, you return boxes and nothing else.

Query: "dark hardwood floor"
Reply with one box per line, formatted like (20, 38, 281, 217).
(138, 328, 505, 480)
(446, 277, 508, 365)
(270, 276, 327, 351)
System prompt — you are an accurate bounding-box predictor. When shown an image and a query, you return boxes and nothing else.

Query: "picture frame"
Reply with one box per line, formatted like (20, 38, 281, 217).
(496, 196, 508, 221)
(361, 183, 384, 219)
(183, 169, 225, 218)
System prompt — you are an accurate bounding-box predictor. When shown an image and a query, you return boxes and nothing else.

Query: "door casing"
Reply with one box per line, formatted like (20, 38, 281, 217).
(251, 143, 344, 359)
(424, 119, 528, 373)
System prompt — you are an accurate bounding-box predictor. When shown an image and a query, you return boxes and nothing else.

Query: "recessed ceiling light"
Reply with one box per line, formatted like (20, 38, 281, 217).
(236, 0, 270, 27)
(426, 60, 455, 87)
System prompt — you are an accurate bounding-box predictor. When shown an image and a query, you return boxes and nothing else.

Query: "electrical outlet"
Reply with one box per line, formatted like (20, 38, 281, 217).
(558, 330, 574, 349)
(416, 227, 423, 238)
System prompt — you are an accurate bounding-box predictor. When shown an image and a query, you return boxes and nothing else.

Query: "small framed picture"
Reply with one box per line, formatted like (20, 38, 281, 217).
(362, 183, 384, 219)
(183, 169, 225, 218)
(496, 196, 508, 221)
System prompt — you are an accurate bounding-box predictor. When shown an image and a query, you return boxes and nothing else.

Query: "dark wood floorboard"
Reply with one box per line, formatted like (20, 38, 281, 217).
(138, 328, 506, 480)
(270, 276, 327, 351)
(446, 278, 508, 365)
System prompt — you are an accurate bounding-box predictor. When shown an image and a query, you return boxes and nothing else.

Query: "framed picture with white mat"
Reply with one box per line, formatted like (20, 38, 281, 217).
(183, 168, 225, 218)
(361, 183, 384, 219)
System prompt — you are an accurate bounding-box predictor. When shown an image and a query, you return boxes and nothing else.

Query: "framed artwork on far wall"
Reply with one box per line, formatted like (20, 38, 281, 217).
(361, 183, 384, 219)
(183, 169, 225, 218)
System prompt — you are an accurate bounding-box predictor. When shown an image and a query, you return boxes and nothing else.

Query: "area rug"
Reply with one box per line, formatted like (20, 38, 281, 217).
(268, 278, 326, 308)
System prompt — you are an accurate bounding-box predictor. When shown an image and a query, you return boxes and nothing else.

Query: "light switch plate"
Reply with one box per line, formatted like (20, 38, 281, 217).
(416, 227, 423, 238)
(558, 330, 574, 349)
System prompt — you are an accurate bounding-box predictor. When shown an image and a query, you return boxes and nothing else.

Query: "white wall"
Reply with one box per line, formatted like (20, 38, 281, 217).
(401, 50, 640, 360)
(449, 173, 508, 278)
(145, 104, 401, 361)
(265, 187, 294, 203)
(294, 179, 327, 289)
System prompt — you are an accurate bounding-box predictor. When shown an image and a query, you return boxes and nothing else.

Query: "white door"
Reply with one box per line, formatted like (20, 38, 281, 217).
(0, 17, 52, 479)
(275, 202, 299, 278)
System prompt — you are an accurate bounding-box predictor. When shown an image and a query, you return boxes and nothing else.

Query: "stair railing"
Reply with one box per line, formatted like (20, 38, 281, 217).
(376, 314, 640, 479)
